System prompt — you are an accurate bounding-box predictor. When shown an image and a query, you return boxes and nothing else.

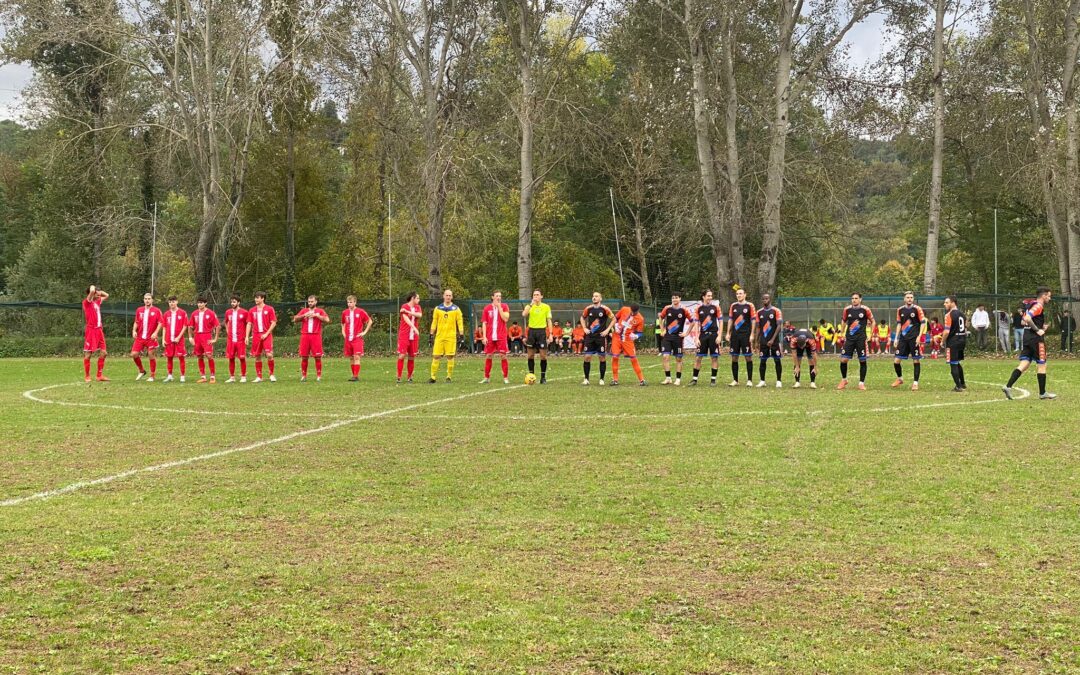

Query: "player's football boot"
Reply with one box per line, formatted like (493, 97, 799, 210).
(502, 378, 509, 384)
(598, 379, 605, 386)
(609, 379, 619, 386)
(582, 378, 590, 386)
(638, 380, 647, 386)
(164, 374, 174, 382)
(793, 381, 801, 388)
(776, 381, 782, 388)
(445, 377, 452, 383)
(662, 377, 672, 385)
(239, 376, 247, 383)
(407, 377, 414, 383)
(348, 377, 358, 382)
(836, 379, 848, 390)
(209, 376, 216, 383)
(952, 386, 964, 393)
(300, 376, 307, 382)
(179, 375, 186, 383)
(1040, 392, 1057, 400)
(674, 378, 681, 386)
(539, 376, 546, 384)
(136, 371, 146, 381)
(316, 376, 322, 382)
(479, 377, 490, 384)
(689, 378, 698, 386)
(252, 377, 262, 383)
(746, 380, 752, 387)
(911, 382, 919, 391)
(756, 381, 767, 388)
(84, 376, 92, 383)
(268, 375, 277, 382)
(429, 378, 437, 384)
(225, 377, 236, 383)
(728, 380, 738, 387)
(809, 382, 817, 389)
(710, 379, 716, 386)
(96, 375, 110, 382)
(1001, 386, 1013, 399)
(197, 377, 208, 384)
(891, 377, 903, 387)
(146, 376, 155, 382)
(857, 382, 866, 391)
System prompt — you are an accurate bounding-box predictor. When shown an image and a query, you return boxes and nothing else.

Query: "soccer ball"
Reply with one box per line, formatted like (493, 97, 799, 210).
(524, 373, 537, 385)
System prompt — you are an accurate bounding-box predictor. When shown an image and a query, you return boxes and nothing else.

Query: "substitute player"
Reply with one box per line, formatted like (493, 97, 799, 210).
(892, 291, 927, 391)
(250, 291, 278, 382)
(223, 295, 249, 383)
(1003, 286, 1057, 400)
(130, 292, 162, 381)
(396, 292, 423, 383)
(659, 292, 692, 385)
(189, 297, 220, 383)
(788, 326, 818, 388)
(342, 295, 372, 382)
(726, 287, 757, 387)
(82, 284, 110, 382)
(293, 295, 330, 381)
(430, 289, 464, 382)
(610, 302, 646, 386)
(756, 293, 783, 388)
(480, 290, 511, 384)
(580, 292, 615, 385)
(837, 292, 875, 390)
(691, 289, 721, 386)
(161, 295, 188, 382)
(523, 289, 554, 383)
(942, 295, 968, 392)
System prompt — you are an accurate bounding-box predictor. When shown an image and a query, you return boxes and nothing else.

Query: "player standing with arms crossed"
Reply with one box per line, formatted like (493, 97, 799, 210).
(837, 292, 875, 390)
(189, 297, 220, 383)
(480, 290, 511, 384)
(580, 292, 615, 385)
(522, 289, 554, 383)
(942, 295, 968, 392)
(690, 289, 721, 386)
(161, 296, 188, 382)
(250, 291, 278, 382)
(430, 289, 464, 383)
(82, 284, 110, 382)
(130, 292, 162, 381)
(223, 295, 250, 383)
(756, 293, 784, 388)
(397, 292, 423, 383)
(610, 303, 646, 386)
(1003, 286, 1057, 400)
(342, 295, 372, 381)
(726, 287, 757, 387)
(659, 292, 692, 385)
(892, 291, 926, 391)
(788, 326, 819, 388)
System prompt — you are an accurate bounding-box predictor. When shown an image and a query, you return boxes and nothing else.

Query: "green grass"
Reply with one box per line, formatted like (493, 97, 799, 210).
(0, 355, 1077, 673)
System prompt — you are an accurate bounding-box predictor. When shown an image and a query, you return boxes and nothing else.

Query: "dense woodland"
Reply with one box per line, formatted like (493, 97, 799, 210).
(0, 0, 1076, 306)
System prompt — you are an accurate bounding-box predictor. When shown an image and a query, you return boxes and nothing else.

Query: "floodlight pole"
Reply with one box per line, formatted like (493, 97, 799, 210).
(609, 188, 627, 301)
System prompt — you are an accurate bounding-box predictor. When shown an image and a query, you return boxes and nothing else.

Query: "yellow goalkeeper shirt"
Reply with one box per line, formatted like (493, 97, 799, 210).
(431, 304, 464, 339)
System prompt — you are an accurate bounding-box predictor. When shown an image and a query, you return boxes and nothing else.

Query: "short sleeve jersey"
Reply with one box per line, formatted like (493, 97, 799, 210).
(224, 308, 249, 342)
(789, 328, 818, 351)
(163, 308, 188, 343)
(660, 305, 691, 335)
(342, 308, 370, 341)
(299, 307, 328, 335)
(1025, 301, 1046, 332)
(250, 305, 277, 335)
(842, 305, 874, 339)
(82, 298, 103, 329)
(944, 308, 967, 344)
(482, 303, 509, 340)
(134, 305, 163, 340)
(696, 303, 721, 335)
(729, 301, 757, 335)
(189, 308, 219, 335)
(527, 302, 553, 329)
(757, 306, 783, 342)
(582, 304, 614, 334)
(896, 304, 925, 340)
(399, 304, 422, 338)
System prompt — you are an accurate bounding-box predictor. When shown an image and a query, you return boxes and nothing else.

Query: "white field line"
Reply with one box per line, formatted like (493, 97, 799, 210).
(3, 383, 530, 507)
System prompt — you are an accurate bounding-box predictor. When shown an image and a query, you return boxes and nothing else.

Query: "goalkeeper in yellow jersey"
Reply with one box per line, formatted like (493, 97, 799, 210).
(429, 288, 464, 382)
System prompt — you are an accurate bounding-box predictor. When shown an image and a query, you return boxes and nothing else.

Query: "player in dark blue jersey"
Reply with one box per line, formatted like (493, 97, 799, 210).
(756, 293, 784, 388)
(658, 292, 692, 385)
(892, 291, 927, 391)
(580, 292, 615, 385)
(942, 295, 968, 392)
(1004, 286, 1057, 400)
(787, 327, 818, 388)
(837, 292, 875, 390)
(691, 289, 722, 386)
(726, 287, 758, 387)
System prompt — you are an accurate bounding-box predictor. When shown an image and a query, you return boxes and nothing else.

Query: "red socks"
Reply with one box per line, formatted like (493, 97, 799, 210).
(179, 357, 186, 376)
(484, 358, 492, 378)
(229, 359, 236, 377)
(315, 357, 322, 377)
(268, 358, 275, 375)
(239, 359, 246, 376)
(133, 356, 144, 373)
(397, 358, 405, 378)
(407, 358, 415, 378)
(255, 361, 263, 377)
(208, 358, 215, 376)
(149, 358, 156, 377)
(167, 357, 174, 375)
(83, 357, 91, 378)
(198, 356, 206, 376)
(501, 359, 508, 378)
(97, 357, 105, 377)
(301, 357, 309, 377)
(351, 363, 360, 377)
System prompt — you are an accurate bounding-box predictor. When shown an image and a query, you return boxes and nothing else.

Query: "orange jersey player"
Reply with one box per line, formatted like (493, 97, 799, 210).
(610, 303, 646, 386)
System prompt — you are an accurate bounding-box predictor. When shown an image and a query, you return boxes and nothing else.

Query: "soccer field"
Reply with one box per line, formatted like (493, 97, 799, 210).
(1, 356, 1077, 673)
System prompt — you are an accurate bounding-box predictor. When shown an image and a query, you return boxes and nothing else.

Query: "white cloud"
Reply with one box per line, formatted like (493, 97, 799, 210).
(0, 61, 34, 121)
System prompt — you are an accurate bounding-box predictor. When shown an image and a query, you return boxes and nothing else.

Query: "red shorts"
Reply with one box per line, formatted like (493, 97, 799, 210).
(83, 327, 106, 352)
(193, 334, 215, 356)
(484, 338, 509, 355)
(299, 334, 324, 357)
(131, 337, 158, 353)
(397, 334, 420, 356)
(251, 334, 274, 356)
(344, 337, 365, 357)
(164, 340, 187, 357)
(226, 340, 247, 359)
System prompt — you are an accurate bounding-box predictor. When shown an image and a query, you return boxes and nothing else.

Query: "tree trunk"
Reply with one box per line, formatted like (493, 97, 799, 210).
(923, 0, 946, 294)
(421, 122, 445, 298)
(516, 41, 536, 300)
(284, 129, 297, 301)
(722, 15, 745, 289)
(194, 181, 218, 296)
(1062, 0, 1080, 298)
(140, 128, 156, 292)
(632, 207, 653, 304)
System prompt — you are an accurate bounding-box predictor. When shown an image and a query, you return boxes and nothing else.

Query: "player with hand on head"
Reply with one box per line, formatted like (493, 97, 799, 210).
(691, 289, 721, 386)
(942, 295, 968, 392)
(523, 289, 554, 383)
(892, 291, 926, 391)
(161, 296, 188, 382)
(480, 290, 511, 384)
(223, 295, 249, 383)
(293, 294, 330, 381)
(580, 292, 615, 385)
(659, 292, 692, 385)
(1004, 286, 1057, 400)
(249, 291, 278, 382)
(342, 295, 372, 381)
(726, 287, 757, 387)
(82, 284, 110, 382)
(837, 292, 875, 390)
(430, 289, 464, 383)
(610, 302, 646, 386)
(396, 292, 423, 383)
(788, 326, 819, 388)
(756, 293, 784, 388)
(189, 296, 220, 383)
(130, 292, 162, 381)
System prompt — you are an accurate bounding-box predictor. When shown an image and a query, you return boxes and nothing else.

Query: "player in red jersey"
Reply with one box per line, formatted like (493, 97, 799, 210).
(188, 296, 220, 383)
(223, 295, 250, 383)
(293, 294, 330, 381)
(342, 295, 372, 381)
(130, 292, 162, 381)
(82, 284, 110, 382)
(396, 292, 423, 383)
(249, 291, 278, 382)
(480, 290, 511, 384)
(161, 295, 189, 382)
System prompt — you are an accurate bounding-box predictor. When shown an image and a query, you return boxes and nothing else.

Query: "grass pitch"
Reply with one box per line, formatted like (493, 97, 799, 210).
(1, 355, 1078, 673)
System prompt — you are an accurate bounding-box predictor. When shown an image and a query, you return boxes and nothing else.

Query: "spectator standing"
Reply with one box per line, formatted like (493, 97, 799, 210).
(1058, 309, 1075, 352)
(994, 308, 1011, 352)
(971, 304, 990, 350)
(1012, 306, 1025, 353)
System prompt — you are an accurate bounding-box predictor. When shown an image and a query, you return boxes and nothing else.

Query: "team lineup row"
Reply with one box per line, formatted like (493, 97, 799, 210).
(76, 285, 1058, 399)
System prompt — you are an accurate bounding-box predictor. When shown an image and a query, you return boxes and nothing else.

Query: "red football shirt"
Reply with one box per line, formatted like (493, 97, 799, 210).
(82, 298, 103, 329)
(481, 303, 509, 341)
(249, 305, 277, 336)
(189, 308, 220, 335)
(162, 308, 188, 343)
(224, 308, 249, 342)
(398, 303, 422, 339)
(342, 308, 370, 341)
(299, 307, 329, 335)
(134, 306, 163, 340)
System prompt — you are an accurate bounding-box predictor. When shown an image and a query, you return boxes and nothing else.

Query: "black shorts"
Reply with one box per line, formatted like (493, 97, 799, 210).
(945, 338, 966, 364)
(583, 332, 607, 355)
(697, 333, 719, 356)
(525, 327, 548, 350)
(842, 336, 868, 361)
(1019, 336, 1047, 364)
(759, 340, 783, 359)
(794, 345, 817, 359)
(660, 335, 684, 356)
(895, 337, 921, 360)
(730, 333, 752, 357)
